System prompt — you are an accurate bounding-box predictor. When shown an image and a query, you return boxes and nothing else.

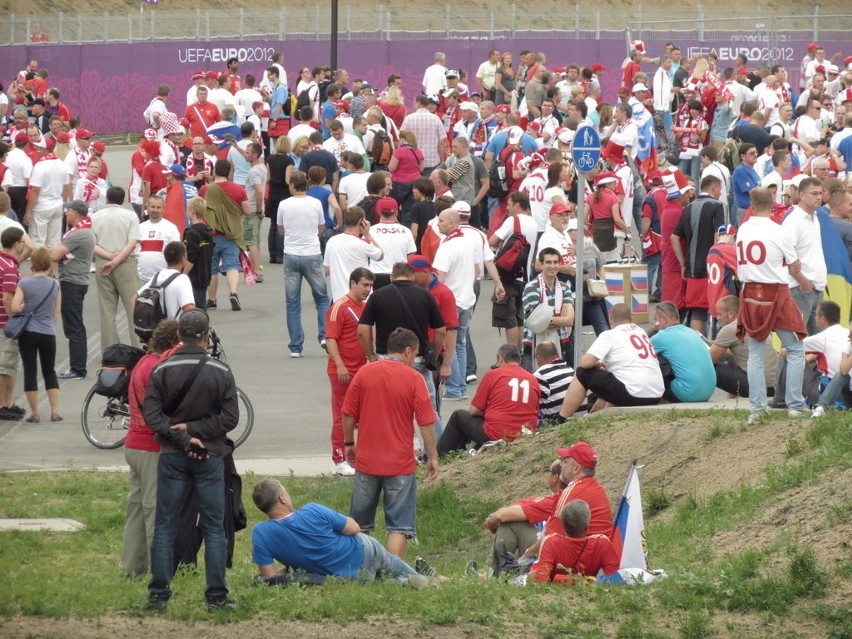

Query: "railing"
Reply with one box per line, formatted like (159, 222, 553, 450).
(2, 5, 850, 45)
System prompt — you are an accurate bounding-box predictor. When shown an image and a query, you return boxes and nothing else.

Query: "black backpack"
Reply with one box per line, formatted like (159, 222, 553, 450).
(493, 215, 530, 280)
(94, 343, 145, 397)
(371, 128, 393, 166)
(488, 147, 513, 199)
(295, 87, 313, 113)
(133, 271, 181, 342)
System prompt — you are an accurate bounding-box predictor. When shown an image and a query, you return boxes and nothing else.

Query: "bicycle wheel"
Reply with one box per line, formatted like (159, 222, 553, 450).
(81, 385, 130, 450)
(230, 387, 254, 448)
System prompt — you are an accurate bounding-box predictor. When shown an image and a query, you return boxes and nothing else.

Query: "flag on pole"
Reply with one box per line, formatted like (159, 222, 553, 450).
(611, 461, 647, 570)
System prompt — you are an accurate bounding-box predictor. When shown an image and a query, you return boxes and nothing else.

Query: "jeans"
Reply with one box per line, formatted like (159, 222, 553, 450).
(284, 253, 330, 354)
(358, 534, 419, 584)
(678, 155, 701, 187)
(60, 281, 88, 375)
(790, 286, 823, 336)
(148, 452, 227, 604)
(349, 472, 416, 535)
(747, 330, 806, 412)
(445, 306, 473, 398)
(412, 360, 443, 440)
(817, 373, 852, 410)
(643, 252, 662, 299)
(584, 300, 610, 336)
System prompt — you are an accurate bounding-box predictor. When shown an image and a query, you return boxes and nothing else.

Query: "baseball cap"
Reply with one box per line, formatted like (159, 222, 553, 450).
(632, 83, 650, 93)
(205, 71, 218, 79)
(827, 64, 839, 75)
(14, 132, 28, 144)
(443, 89, 460, 100)
(162, 164, 186, 176)
(717, 224, 736, 236)
(495, 104, 511, 115)
(359, 83, 374, 92)
(469, 91, 483, 99)
(527, 121, 542, 133)
(549, 202, 571, 216)
(556, 127, 574, 144)
(76, 128, 94, 139)
(407, 254, 433, 272)
(807, 42, 819, 50)
(375, 196, 398, 215)
(179, 309, 210, 339)
(507, 126, 524, 145)
(143, 128, 158, 141)
(55, 131, 71, 144)
(445, 69, 460, 78)
(555, 442, 598, 468)
(91, 140, 106, 153)
(594, 171, 618, 187)
(452, 201, 472, 216)
(64, 200, 89, 216)
(459, 101, 479, 113)
(845, 56, 852, 70)
(191, 71, 204, 81)
(590, 62, 607, 73)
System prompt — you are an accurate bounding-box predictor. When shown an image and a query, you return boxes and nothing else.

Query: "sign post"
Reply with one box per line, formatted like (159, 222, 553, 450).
(570, 125, 601, 372)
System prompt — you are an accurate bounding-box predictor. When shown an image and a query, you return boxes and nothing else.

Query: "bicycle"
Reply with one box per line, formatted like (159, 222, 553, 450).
(81, 328, 253, 450)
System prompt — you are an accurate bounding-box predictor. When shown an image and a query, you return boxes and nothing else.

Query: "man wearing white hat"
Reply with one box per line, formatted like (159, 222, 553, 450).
(452, 102, 481, 142)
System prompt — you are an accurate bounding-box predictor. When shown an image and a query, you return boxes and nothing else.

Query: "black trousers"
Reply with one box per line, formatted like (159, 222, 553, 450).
(18, 330, 58, 393)
(437, 409, 489, 456)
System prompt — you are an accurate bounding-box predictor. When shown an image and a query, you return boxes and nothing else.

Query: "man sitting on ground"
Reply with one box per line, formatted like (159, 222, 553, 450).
(437, 343, 540, 456)
(560, 304, 663, 418)
(650, 301, 716, 403)
(710, 295, 776, 398)
(533, 341, 574, 422)
(483, 460, 567, 576)
(528, 500, 620, 584)
(250, 478, 430, 588)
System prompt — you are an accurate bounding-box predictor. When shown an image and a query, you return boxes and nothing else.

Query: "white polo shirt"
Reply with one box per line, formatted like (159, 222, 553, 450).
(781, 206, 827, 290)
(2, 148, 33, 187)
(433, 230, 477, 310)
(29, 157, 69, 212)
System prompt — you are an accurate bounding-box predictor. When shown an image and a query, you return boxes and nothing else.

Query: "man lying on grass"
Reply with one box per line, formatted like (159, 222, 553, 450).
(250, 478, 434, 588)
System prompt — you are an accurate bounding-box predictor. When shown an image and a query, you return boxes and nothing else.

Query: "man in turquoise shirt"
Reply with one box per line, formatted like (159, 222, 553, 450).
(650, 301, 717, 402)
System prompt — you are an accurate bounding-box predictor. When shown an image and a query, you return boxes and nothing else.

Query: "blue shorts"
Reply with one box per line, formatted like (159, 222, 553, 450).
(349, 472, 416, 537)
(211, 234, 241, 275)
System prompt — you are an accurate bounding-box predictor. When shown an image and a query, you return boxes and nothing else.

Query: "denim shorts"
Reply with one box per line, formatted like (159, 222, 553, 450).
(211, 234, 241, 275)
(349, 472, 416, 537)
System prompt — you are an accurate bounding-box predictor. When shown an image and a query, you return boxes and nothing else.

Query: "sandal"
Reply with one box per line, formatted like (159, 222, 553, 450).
(51, 413, 64, 422)
(25, 414, 40, 423)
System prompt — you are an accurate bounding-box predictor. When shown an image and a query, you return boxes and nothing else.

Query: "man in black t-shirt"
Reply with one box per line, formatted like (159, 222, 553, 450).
(183, 196, 214, 310)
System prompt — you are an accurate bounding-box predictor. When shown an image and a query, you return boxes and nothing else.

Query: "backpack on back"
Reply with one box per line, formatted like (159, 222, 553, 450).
(295, 87, 313, 113)
(133, 271, 181, 342)
(94, 343, 145, 398)
(371, 128, 393, 166)
(493, 215, 530, 280)
(720, 136, 742, 173)
(488, 147, 513, 199)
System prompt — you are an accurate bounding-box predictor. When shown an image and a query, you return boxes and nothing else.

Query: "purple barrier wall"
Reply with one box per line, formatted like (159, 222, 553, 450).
(1, 35, 846, 134)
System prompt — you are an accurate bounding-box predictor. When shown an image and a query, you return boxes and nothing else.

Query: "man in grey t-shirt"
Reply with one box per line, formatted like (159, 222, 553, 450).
(51, 200, 96, 380)
(243, 142, 268, 280)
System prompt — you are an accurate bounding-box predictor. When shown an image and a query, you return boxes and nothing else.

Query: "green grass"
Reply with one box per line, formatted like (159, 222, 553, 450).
(0, 410, 849, 636)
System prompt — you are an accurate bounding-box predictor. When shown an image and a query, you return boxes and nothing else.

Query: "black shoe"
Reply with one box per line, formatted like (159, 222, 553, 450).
(207, 300, 217, 309)
(146, 596, 169, 612)
(207, 598, 237, 612)
(414, 556, 436, 576)
(229, 293, 241, 311)
(7, 404, 25, 416)
(58, 370, 85, 381)
(0, 407, 24, 421)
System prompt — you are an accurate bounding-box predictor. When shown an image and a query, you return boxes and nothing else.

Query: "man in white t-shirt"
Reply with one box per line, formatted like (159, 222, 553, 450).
(337, 155, 371, 211)
(135, 240, 195, 320)
(368, 197, 416, 288)
(288, 107, 318, 144)
(137, 194, 181, 280)
(322, 120, 367, 166)
(422, 52, 448, 97)
(323, 206, 383, 303)
(476, 49, 500, 102)
(277, 170, 331, 358)
(234, 74, 264, 122)
(559, 303, 664, 417)
(25, 152, 70, 249)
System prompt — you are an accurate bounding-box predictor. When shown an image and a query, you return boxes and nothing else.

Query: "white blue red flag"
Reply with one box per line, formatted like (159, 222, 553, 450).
(611, 462, 647, 570)
(205, 121, 242, 149)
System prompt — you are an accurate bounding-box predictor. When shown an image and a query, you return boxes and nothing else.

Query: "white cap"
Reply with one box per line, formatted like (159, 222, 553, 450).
(452, 201, 472, 215)
(459, 101, 479, 113)
(827, 64, 839, 74)
(557, 127, 575, 144)
(507, 126, 524, 144)
(632, 83, 650, 93)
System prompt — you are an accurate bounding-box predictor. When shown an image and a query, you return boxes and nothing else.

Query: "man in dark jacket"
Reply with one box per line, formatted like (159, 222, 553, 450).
(144, 309, 239, 611)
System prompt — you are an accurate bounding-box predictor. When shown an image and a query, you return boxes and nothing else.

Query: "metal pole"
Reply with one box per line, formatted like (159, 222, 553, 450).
(104, 11, 109, 42)
(573, 172, 586, 373)
(331, 0, 338, 70)
(813, 5, 819, 41)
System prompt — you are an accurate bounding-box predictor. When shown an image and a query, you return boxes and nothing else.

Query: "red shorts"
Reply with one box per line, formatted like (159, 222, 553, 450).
(684, 277, 709, 309)
(661, 270, 685, 309)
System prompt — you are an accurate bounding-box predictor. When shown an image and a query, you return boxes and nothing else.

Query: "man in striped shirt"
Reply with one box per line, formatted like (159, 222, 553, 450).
(533, 341, 573, 421)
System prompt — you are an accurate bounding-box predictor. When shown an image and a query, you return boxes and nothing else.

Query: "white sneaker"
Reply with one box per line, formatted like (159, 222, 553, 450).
(810, 405, 825, 418)
(332, 461, 355, 476)
(465, 374, 478, 384)
(746, 409, 769, 426)
(788, 408, 809, 418)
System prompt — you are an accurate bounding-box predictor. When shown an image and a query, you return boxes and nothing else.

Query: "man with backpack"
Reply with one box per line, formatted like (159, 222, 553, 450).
(488, 126, 527, 235)
(133, 241, 195, 343)
(363, 107, 393, 172)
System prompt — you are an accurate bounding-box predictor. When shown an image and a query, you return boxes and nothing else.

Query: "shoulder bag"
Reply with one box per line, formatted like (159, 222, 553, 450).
(389, 285, 439, 371)
(4, 280, 58, 340)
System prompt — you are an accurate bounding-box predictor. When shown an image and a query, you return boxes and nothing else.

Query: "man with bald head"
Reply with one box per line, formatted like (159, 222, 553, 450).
(559, 303, 664, 417)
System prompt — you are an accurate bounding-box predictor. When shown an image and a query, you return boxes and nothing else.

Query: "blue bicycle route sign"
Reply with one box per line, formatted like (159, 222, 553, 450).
(571, 125, 601, 172)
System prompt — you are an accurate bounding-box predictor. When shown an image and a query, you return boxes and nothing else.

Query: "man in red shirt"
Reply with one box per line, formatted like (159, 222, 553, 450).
(0, 227, 27, 421)
(184, 87, 220, 150)
(343, 327, 438, 557)
(140, 140, 168, 211)
(409, 254, 458, 390)
(437, 343, 540, 456)
(660, 170, 694, 312)
(529, 499, 620, 583)
(326, 267, 375, 477)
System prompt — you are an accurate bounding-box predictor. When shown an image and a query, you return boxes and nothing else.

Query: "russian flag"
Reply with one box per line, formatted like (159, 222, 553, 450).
(611, 462, 647, 570)
(206, 121, 242, 149)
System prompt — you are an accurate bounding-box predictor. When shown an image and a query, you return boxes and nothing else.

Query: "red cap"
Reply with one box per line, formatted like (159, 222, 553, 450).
(528, 121, 542, 132)
(845, 56, 852, 67)
(45, 137, 56, 150)
(191, 71, 204, 80)
(205, 71, 218, 79)
(92, 140, 106, 153)
(141, 139, 161, 157)
(590, 62, 607, 73)
(55, 131, 71, 144)
(555, 442, 598, 469)
(814, 65, 826, 75)
(737, 68, 750, 76)
(76, 128, 94, 139)
(594, 171, 618, 187)
(495, 104, 511, 115)
(601, 140, 625, 162)
(807, 42, 819, 50)
(375, 197, 398, 215)
(553, 66, 567, 74)
(14, 132, 28, 143)
(407, 254, 433, 272)
(647, 169, 663, 186)
(548, 202, 572, 216)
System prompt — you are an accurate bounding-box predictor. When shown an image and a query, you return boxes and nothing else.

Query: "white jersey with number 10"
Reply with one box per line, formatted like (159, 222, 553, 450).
(735, 217, 798, 285)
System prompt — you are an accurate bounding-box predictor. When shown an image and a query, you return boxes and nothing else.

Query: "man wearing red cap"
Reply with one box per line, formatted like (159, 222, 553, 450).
(140, 140, 168, 212)
(368, 197, 416, 289)
(559, 303, 663, 418)
(804, 46, 828, 87)
(660, 170, 694, 309)
(437, 343, 539, 456)
(185, 72, 205, 111)
(800, 43, 820, 93)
